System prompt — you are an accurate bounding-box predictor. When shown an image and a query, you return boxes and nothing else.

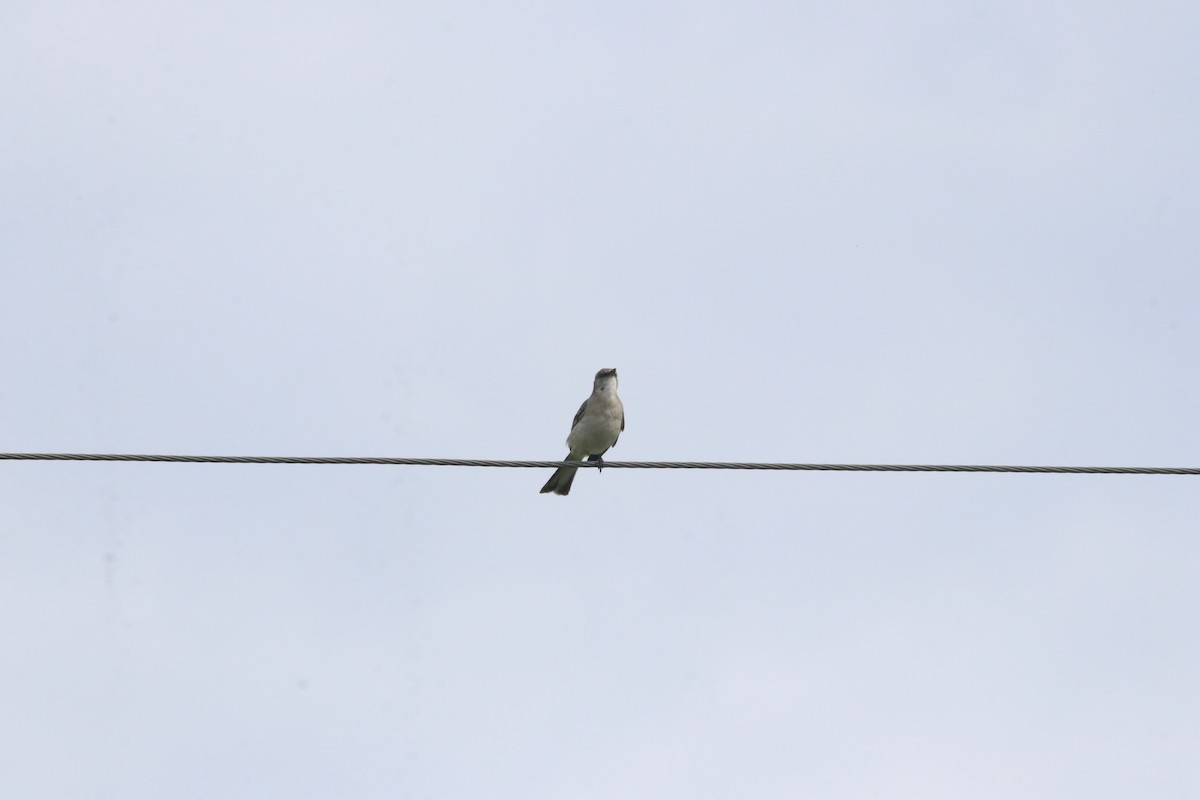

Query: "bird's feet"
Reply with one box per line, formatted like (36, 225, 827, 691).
(587, 454, 605, 473)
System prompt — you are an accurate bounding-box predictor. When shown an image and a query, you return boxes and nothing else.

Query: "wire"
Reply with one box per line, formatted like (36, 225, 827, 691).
(1, 453, 1197, 474)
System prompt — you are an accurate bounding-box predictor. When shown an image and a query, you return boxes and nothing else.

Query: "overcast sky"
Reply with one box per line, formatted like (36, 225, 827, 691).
(2, 1, 1199, 798)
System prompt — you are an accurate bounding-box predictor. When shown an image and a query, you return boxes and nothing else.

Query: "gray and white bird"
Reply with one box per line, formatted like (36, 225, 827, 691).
(540, 368, 625, 496)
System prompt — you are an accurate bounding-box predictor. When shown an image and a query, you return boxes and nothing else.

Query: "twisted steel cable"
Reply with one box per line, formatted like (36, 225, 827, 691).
(1, 453, 1197, 474)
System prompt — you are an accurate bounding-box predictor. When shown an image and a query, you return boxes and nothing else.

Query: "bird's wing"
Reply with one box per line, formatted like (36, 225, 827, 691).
(570, 398, 589, 430)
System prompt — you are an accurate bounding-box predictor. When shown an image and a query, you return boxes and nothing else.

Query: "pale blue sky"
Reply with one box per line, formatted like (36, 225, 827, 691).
(2, 2, 1198, 798)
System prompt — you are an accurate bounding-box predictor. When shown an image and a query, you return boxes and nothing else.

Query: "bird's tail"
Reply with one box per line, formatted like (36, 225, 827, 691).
(540, 459, 577, 495)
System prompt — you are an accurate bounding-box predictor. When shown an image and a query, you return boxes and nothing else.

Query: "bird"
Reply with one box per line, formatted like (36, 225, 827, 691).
(540, 368, 625, 496)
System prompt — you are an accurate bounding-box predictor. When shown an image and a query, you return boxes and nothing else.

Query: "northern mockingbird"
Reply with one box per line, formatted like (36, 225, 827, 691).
(540, 368, 625, 496)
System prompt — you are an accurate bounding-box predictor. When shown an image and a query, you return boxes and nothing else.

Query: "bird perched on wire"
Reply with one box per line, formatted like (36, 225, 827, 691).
(540, 368, 625, 496)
